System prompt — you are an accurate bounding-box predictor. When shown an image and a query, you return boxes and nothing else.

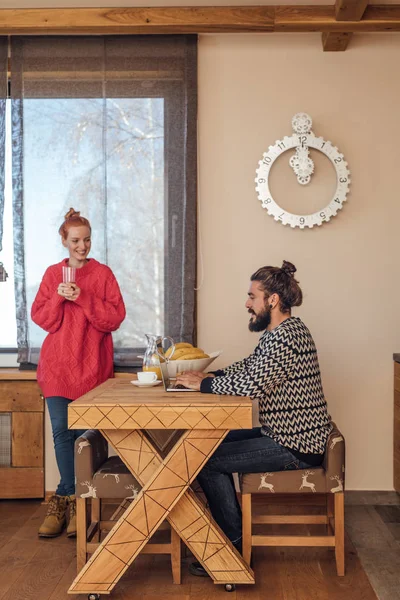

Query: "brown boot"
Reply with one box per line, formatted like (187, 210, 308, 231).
(67, 495, 76, 538)
(38, 494, 68, 537)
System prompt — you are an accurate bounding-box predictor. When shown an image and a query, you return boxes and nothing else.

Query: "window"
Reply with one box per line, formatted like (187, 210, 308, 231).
(23, 97, 165, 352)
(7, 35, 197, 366)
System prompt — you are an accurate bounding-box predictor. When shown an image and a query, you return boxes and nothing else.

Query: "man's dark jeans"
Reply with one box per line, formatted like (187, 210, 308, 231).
(196, 427, 311, 545)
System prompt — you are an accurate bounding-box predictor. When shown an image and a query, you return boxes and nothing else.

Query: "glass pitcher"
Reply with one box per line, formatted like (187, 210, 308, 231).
(142, 334, 175, 380)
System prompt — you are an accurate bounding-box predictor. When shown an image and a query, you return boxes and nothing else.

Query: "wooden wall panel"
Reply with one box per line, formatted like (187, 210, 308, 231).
(394, 364, 400, 493)
(12, 412, 43, 467)
(0, 467, 44, 499)
(0, 381, 43, 411)
(395, 457, 400, 493)
(395, 361, 400, 380)
(0, 375, 44, 498)
(395, 396, 400, 493)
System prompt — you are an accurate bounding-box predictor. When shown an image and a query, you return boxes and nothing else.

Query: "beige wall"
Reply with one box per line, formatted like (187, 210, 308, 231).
(197, 33, 400, 491)
(43, 32, 400, 493)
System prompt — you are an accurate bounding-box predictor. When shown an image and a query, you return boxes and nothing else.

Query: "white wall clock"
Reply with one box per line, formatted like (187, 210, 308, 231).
(255, 113, 351, 229)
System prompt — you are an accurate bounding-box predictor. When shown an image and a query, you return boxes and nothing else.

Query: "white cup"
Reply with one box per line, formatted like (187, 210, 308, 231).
(137, 371, 158, 383)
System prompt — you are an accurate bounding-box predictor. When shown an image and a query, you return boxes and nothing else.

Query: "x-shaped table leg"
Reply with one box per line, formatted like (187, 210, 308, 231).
(68, 428, 254, 594)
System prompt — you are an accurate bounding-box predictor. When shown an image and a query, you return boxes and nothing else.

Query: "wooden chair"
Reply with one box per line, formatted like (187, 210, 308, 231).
(75, 430, 181, 584)
(239, 422, 346, 576)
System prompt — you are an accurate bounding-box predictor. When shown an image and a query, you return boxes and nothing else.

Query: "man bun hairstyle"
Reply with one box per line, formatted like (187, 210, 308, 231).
(251, 260, 303, 313)
(281, 260, 297, 277)
(58, 207, 91, 240)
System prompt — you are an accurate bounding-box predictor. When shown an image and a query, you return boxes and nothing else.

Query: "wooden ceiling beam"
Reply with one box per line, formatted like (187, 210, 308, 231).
(0, 6, 399, 35)
(322, 0, 369, 53)
(322, 31, 353, 51)
(335, 0, 369, 21)
(275, 5, 399, 32)
(0, 7, 275, 34)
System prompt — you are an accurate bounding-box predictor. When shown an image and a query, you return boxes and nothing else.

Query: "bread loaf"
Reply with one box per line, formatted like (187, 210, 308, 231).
(165, 342, 192, 359)
(166, 342, 209, 360)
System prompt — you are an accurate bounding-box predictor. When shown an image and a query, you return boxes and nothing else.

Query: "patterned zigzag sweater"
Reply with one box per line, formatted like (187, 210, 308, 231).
(200, 317, 332, 456)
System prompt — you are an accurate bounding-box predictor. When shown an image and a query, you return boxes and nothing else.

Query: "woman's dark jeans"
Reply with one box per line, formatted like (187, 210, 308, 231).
(47, 396, 86, 496)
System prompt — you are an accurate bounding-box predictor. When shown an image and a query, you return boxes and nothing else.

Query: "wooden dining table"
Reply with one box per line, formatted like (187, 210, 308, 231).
(67, 378, 255, 596)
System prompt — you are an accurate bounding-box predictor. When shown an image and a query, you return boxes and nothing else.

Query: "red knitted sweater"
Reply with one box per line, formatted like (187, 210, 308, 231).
(31, 258, 126, 400)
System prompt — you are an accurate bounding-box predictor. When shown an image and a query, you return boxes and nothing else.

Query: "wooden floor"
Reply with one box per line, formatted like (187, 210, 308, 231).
(345, 491, 400, 600)
(0, 493, 397, 600)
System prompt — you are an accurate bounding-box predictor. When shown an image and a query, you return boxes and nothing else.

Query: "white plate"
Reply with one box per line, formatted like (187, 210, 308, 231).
(131, 380, 162, 388)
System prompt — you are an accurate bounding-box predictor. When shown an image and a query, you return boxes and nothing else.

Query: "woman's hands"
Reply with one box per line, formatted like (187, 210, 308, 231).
(175, 370, 215, 391)
(57, 283, 81, 302)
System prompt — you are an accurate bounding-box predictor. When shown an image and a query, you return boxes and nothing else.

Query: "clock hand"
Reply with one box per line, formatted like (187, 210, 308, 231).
(289, 145, 315, 185)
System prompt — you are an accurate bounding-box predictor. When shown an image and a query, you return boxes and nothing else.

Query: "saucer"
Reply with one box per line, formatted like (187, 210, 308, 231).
(131, 380, 162, 388)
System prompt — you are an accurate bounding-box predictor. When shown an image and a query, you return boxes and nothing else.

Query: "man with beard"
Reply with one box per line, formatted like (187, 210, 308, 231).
(176, 260, 332, 577)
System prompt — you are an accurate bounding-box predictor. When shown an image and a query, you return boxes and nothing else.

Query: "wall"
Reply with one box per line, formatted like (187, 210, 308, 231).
(11, 32, 399, 493)
(197, 33, 400, 490)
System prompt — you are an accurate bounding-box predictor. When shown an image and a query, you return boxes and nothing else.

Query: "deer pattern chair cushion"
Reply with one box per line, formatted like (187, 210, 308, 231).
(75, 431, 141, 500)
(239, 422, 345, 495)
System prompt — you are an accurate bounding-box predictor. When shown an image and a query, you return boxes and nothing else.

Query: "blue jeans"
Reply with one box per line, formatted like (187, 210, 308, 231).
(46, 396, 86, 496)
(196, 427, 312, 545)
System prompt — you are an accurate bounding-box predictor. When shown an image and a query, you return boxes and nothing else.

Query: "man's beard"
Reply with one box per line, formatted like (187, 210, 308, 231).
(248, 305, 271, 332)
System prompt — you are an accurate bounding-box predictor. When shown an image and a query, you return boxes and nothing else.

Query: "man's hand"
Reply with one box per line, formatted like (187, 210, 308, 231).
(175, 370, 215, 391)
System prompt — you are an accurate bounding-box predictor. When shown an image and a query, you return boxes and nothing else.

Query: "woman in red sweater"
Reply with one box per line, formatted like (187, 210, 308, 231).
(31, 208, 126, 538)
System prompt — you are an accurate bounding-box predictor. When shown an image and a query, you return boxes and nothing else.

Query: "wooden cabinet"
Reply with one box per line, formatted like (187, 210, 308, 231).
(0, 370, 44, 498)
(394, 361, 400, 493)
